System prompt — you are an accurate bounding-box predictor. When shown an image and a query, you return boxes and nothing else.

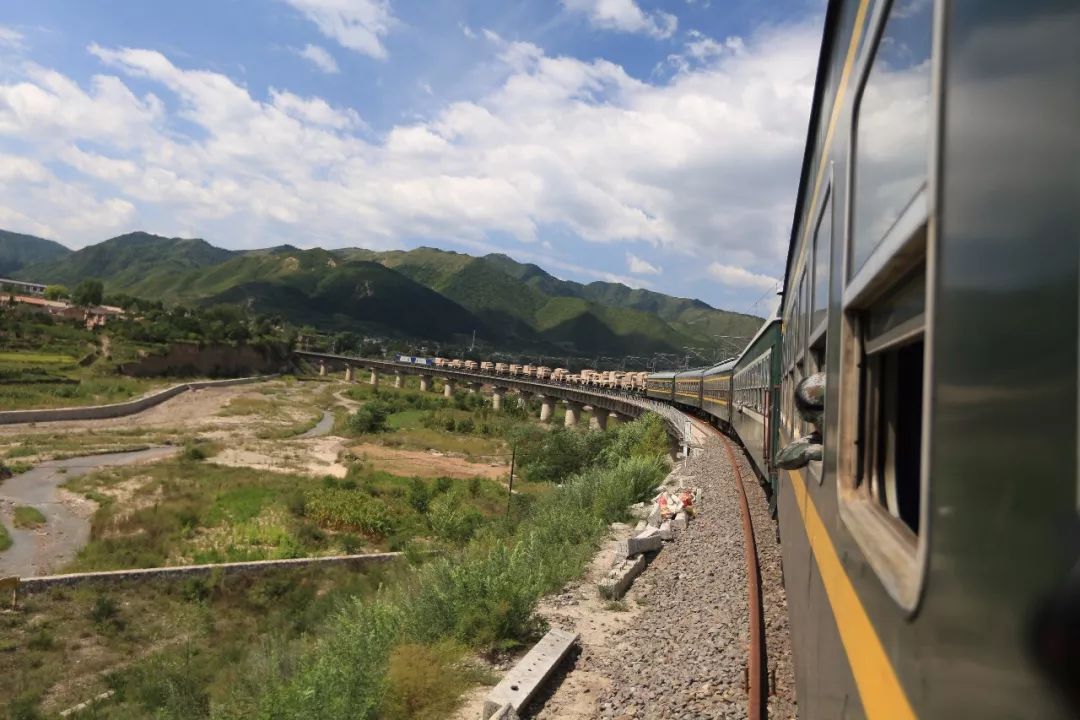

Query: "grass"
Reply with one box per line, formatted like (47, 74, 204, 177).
(0, 351, 77, 364)
(12, 506, 46, 528)
(0, 370, 170, 411)
(216, 396, 286, 418)
(62, 456, 544, 572)
(214, 414, 670, 720)
(0, 521, 11, 552)
(0, 564, 407, 718)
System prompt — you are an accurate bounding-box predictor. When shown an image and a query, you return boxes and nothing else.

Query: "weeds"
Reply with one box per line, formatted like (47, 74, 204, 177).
(12, 506, 46, 529)
(225, 414, 669, 720)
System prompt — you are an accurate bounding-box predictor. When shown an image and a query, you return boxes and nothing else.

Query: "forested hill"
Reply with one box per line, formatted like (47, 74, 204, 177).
(0, 229, 71, 275)
(12, 231, 762, 357)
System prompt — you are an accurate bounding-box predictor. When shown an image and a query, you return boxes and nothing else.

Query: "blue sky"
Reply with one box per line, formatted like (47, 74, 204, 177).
(0, 0, 824, 315)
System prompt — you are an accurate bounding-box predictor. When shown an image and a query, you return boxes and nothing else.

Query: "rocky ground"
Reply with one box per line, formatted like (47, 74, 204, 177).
(513, 426, 797, 720)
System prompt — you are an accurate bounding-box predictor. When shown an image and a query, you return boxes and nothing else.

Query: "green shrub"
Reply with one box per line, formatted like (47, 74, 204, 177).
(181, 441, 211, 462)
(347, 402, 391, 434)
(305, 488, 395, 537)
(406, 478, 431, 513)
(427, 491, 483, 544)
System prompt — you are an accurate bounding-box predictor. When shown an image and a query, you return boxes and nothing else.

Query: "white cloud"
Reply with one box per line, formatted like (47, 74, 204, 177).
(270, 88, 361, 129)
(0, 25, 23, 49)
(661, 30, 744, 74)
(281, 0, 394, 60)
(296, 43, 339, 73)
(562, 0, 677, 39)
(0, 19, 819, 288)
(707, 263, 778, 291)
(627, 253, 661, 275)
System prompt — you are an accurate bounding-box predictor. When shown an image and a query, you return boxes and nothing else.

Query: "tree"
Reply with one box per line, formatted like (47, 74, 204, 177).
(43, 285, 69, 301)
(72, 279, 104, 307)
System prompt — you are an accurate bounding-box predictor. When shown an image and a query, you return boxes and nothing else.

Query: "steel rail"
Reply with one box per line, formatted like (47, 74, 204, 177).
(692, 417, 767, 720)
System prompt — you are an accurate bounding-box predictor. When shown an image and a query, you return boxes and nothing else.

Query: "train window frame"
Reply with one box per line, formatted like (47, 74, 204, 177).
(810, 169, 833, 348)
(835, 0, 941, 613)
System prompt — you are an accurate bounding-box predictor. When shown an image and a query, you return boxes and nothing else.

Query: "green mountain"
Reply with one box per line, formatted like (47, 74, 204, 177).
(0, 230, 71, 276)
(17, 231, 234, 292)
(13, 230, 762, 358)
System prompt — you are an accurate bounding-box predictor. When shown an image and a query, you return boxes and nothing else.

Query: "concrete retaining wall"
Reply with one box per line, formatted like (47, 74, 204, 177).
(20, 551, 402, 592)
(0, 374, 276, 426)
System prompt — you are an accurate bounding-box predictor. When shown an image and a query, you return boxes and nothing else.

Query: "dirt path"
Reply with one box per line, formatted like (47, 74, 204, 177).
(350, 442, 507, 479)
(0, 447, 179, 578)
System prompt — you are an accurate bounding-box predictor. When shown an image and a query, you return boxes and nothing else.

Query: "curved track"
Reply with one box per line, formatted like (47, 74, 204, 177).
(691, 417, 767, 720)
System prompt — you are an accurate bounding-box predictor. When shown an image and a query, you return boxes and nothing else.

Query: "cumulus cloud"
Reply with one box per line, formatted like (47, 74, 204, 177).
(562, 0, 677, 39)
(296, 43, 339, 73)
(627, 253, 661, 275)
(707, 263, 778, 291)
(281, 0, 394, 60)
(0, 19, 818, 282)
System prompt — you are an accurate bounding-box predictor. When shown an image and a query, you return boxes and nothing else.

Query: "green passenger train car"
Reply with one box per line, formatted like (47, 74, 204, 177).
(644, 0, 1078, 715)
(730, 318, 781, 500)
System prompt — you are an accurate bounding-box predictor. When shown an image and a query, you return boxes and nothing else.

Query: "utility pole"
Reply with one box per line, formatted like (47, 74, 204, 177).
(506, 443, 516, 519)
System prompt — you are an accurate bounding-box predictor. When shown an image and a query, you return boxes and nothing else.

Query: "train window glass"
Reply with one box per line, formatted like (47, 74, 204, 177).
(836, 0, 936, 611)
(849, 0, 933, 280)
(858, 267, 925, 533)
(812, 189, 832, 338)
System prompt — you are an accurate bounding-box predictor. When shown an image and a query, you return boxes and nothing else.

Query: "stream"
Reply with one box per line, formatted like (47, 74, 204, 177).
(0, 447, 178, 578)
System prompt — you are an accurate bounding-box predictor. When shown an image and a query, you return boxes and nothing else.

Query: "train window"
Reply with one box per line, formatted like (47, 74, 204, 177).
(848, 0, 932, 281)
(811, 187, 832, 341)
(836, 0, 935, 612)
(857, 267, 925, 533)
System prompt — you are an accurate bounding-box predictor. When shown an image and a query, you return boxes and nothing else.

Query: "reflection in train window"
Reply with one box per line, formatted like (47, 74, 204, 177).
(811, 188, 831, 338)
(849, 0, 932, 279)
(836, 0, 934, 611)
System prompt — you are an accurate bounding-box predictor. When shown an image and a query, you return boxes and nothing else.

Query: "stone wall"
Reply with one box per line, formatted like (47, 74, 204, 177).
(0, 375, 274, 425)
(19, 552, 403, 591)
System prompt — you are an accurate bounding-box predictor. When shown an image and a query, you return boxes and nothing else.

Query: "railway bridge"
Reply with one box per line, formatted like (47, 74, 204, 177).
(293, 350, 688, 439)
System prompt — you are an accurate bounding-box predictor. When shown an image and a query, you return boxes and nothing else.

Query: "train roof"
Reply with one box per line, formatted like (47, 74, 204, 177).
(703, 358, 738, 375)
(735, 314, 782, 366)
(648, 370, 678, 379)
(674, 367, 708, 379)
(781, 0, 841, 297)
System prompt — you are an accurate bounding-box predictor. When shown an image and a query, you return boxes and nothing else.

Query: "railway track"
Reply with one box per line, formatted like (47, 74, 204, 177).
(689, 416, 768, 720)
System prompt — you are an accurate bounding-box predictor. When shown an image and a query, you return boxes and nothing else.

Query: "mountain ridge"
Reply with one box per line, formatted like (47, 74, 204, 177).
(11, 230, 762, 358)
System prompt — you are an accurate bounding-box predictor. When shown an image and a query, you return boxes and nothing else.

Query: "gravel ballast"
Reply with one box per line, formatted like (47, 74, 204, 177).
(528, 421, 797, 720)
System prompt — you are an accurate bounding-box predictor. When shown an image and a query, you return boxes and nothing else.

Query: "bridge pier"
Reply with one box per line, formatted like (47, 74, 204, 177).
(590, 407, 610, 431)
(344, 365, 354, 382)
(539, 396, 554, 423)
(564, 400, 582, 427)
(394, 372, 402, 389)
(444, 379, 455, 398)
(420, 375, 432, 392)
(319, 360, 326, 376)
(492, 387, 505, 411)
(369, 368, 379, 387)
